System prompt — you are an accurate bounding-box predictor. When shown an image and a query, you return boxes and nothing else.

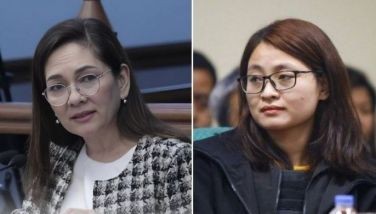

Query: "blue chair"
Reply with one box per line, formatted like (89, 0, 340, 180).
(193, 127, 232, 141)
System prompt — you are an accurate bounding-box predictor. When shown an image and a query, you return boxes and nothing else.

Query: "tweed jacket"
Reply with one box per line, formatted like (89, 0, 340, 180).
(13, 136, 192, 214)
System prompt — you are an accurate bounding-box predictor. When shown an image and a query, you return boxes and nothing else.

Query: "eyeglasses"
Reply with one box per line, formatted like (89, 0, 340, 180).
(42, 70, 110, 106)
(238, 70, 315, 94)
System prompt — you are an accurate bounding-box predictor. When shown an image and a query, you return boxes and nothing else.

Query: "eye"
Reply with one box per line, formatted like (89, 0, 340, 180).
(47, 84, 65, 92)
(78, 74, 97, 83)
(248, 75, 263, 83)
(277, 73, 294, 80)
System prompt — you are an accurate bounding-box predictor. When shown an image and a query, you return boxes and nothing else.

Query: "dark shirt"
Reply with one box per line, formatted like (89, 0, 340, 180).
(277, 170, 310, 214)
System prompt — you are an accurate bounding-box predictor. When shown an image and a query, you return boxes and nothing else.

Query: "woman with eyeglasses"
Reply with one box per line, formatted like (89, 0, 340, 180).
(194, 18, 376, 213)
(12, 18, 191, 214)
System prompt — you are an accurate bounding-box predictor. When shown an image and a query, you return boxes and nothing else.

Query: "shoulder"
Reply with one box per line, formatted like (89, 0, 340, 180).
(49, 141, 83, 173)
(194, 129, 248, 174)
(49, 141, 82, 158)
(137, 135, 191, 157)
(194, 129, 240, 159)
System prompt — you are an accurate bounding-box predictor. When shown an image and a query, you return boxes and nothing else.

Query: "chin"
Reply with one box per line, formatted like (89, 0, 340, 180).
(256, 118, 292, 131)
(262, 125, 290, 131)
(65, 125, 99, 138)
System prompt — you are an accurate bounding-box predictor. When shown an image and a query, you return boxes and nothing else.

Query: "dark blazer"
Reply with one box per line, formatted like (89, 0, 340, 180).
(194, 129, 376, 214)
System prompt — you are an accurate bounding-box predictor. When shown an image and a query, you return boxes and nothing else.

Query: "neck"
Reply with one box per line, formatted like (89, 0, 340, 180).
(268, 119, 314, 166)
(83, 122, 137, 162)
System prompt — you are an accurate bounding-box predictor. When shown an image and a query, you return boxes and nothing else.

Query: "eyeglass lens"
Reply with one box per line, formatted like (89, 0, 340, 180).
(44, 73, 103, 106)
(241, 71, 297, 94)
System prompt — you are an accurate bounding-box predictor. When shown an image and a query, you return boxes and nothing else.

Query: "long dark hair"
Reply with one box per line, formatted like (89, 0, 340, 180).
(27, 18, 188, 201)
(237, 18, 375, 176)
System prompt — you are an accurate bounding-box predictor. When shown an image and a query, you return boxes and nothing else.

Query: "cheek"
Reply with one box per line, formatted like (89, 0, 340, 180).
(52, 106, 66, 120)
(246, 96, 258, 116)
(96, 77, 121, 100)
(98, 84, 121, 111)
(287, 94, 318, 116)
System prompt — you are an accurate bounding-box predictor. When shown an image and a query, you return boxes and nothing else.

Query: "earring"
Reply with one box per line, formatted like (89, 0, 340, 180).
(56, 118, 60, 124)
(122, 98, 127, 104)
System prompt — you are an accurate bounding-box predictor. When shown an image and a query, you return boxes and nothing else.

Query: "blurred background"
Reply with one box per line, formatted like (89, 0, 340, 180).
(194, 0, 376, 82)
(1, 0, 191, 102)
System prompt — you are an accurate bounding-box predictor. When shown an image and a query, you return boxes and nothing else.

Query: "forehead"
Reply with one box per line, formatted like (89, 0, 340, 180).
(44, 42, 105, 80)
(248, 42, 309, 73)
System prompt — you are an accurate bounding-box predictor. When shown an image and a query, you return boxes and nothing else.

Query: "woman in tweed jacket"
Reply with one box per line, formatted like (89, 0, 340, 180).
(12, 18, 191, 214)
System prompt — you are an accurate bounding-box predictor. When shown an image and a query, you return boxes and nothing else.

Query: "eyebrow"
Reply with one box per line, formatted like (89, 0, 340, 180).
(247, 64, 263, 72)
(46, 65, 99, 82)
(274, 63, 297, 71)
(248, 63, 300, 73)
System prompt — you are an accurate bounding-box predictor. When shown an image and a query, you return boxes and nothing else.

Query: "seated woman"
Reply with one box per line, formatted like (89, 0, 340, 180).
(194, 18, 376, 213)
(13, 18, 191, 214)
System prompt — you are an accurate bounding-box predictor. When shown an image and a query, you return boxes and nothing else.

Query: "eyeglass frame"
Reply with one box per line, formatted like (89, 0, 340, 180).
(42, 70, 111, 106)
(237, 70, 319, 94)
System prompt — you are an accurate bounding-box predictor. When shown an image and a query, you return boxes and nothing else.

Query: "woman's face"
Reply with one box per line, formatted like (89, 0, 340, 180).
(44, 42, 129, 138)
(351, 86, 375, 141)
(246, 42, 328, 131)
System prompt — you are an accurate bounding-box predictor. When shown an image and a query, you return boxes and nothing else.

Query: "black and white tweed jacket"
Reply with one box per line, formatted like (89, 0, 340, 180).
(13, 136, 191, 214)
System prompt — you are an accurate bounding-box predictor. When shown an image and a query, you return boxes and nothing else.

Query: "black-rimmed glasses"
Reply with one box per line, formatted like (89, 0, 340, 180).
(42, 70, 110, 106)
(238, 70, 315, 94)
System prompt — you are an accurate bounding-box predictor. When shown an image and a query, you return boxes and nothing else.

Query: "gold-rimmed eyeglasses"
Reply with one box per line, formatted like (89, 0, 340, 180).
(42, 70, 110, 106)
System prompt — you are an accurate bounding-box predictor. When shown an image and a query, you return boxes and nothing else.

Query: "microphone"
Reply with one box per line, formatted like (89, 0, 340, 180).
(0, 155, 26, 171)
(0, 151, 18, 165)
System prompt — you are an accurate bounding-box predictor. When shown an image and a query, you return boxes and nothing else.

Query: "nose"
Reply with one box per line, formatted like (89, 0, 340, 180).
(67, 86, 86, 106)
(260, 79, 279, 100)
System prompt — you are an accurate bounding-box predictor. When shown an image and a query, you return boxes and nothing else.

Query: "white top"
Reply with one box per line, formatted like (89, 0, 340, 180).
(60, 144, 136, 213)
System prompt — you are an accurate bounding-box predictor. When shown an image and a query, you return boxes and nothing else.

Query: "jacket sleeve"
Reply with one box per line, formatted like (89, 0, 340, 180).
(166, 143, 192, 213)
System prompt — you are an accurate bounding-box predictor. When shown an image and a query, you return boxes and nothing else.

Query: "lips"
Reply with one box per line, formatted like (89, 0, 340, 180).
(70, 110, 96, 122)
(260, 105, 285, 113)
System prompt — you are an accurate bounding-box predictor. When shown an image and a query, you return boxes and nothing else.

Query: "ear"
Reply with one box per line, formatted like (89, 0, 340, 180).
(117, 63, 130, 99)
(318, 76, 329, 100)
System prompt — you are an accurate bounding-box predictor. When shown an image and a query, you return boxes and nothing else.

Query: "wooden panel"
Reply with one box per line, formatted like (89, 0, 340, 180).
(0, 102, 191, 136)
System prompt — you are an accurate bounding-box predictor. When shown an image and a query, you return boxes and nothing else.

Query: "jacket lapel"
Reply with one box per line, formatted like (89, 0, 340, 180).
(205, 137, 260, 214)
(223, 155, 259, 214)
(47, 142, 82, 213)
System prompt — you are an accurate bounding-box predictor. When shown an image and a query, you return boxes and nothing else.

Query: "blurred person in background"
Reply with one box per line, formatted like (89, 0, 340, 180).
(209, 68, 241, 127)
(193, 51, 217, 127)
(348, 66, 376, 156)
